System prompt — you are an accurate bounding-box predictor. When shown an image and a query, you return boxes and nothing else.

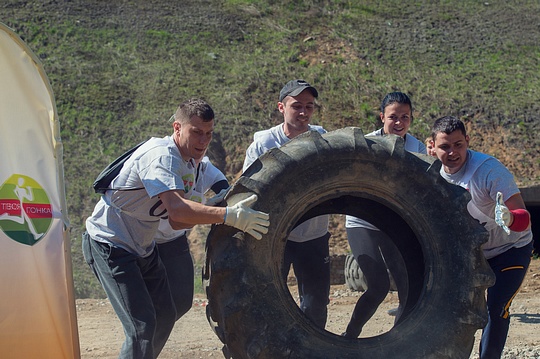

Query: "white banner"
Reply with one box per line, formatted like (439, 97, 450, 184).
(0, 22, 80, 358)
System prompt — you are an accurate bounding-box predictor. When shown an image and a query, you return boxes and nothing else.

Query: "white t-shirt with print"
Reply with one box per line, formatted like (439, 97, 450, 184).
(85, 136, 196, 257)
(440, 149, 532, 259)
(155, 156, 227, 243)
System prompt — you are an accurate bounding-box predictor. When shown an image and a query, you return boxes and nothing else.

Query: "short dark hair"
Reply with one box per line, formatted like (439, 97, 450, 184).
(431, 116, 467, 140)
(380, 92, 413, 115)
(173, 98, 214, 123)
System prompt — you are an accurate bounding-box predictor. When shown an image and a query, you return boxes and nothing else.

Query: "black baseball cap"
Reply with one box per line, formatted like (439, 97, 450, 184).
(279, 79, 318, 102)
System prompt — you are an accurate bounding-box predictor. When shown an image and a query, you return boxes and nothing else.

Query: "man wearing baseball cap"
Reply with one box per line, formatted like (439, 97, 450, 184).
(243, 79, 331, 328)
(279, 79, 319, 101)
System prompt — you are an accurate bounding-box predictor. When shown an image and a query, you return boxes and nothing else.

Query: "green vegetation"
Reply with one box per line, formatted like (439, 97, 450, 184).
(3, 0, 539, 298)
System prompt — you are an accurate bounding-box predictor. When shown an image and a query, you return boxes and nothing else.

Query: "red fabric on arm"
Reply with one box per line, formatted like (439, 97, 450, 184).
(508, 209, 530, 232)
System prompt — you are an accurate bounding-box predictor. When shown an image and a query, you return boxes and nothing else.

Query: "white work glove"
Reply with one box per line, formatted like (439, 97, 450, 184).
(206, 188, 229, 206)
(495, 192, 511, 235)
(224, 194, 270, 240)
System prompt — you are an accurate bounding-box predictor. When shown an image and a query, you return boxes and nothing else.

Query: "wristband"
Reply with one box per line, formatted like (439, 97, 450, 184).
(508, 209, 529, 232)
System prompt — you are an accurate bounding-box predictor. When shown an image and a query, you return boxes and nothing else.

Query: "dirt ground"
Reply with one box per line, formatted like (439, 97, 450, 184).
(76, 259, 540, 359)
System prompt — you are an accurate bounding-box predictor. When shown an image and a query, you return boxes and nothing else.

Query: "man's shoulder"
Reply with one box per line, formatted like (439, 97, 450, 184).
(129, 136, 185, 174)
(467, 150, 506, 182)
(251, 124, 284, 147)
(309, 124, 326, 134)
(137, 136, 178, 156)
(469, 150, 496, 168)
(253, 124, 282, 139)
(137, 136, 171, 153)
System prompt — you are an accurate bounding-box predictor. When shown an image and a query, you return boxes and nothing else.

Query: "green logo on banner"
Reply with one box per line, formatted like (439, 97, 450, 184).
(0, 174, 53, 245)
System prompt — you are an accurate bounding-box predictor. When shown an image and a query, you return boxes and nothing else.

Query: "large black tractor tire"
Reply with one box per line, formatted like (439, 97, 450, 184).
(204, 128, 494, 359)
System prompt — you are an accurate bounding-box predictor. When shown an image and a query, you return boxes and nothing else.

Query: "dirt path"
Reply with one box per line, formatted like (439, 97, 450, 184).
(77, 260, 540, 359)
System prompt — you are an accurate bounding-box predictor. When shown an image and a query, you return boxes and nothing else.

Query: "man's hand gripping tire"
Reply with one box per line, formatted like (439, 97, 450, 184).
(224, 194, 270, 240)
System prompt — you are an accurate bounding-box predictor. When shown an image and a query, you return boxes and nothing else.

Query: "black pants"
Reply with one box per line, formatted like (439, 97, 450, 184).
(82, 232, 176, 359)
(344, 227, 408, 337)
(281, 232, 331, 328)
(157, 234, 194, 321)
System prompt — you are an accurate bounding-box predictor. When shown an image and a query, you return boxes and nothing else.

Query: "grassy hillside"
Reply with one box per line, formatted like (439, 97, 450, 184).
(3, 0, 540, 298)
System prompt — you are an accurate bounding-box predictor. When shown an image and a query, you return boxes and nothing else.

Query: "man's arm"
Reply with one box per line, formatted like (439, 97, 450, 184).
(160, 189, 270, 240)
(504, 192, 527, 211)
(167, 218, 194, 230)
(160, 190, 226, 229)
(504, 193, 531, 230)
(242, 141, 263, 172)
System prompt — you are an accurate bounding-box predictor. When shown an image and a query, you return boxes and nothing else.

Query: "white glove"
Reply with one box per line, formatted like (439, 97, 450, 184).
(224, 194, 270, 240)
(206, 188, 229, 206)
(495, 192, 511, 235)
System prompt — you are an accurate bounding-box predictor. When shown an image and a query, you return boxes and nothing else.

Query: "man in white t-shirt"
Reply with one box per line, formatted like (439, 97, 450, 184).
(243, 79, 331, 328)
(431, 116, 533, 359)
(83, 98, 269, 359)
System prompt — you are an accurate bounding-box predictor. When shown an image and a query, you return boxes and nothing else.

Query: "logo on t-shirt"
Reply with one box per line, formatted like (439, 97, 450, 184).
(0, 174, 53, 245)
(183, 173, 195, 193)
